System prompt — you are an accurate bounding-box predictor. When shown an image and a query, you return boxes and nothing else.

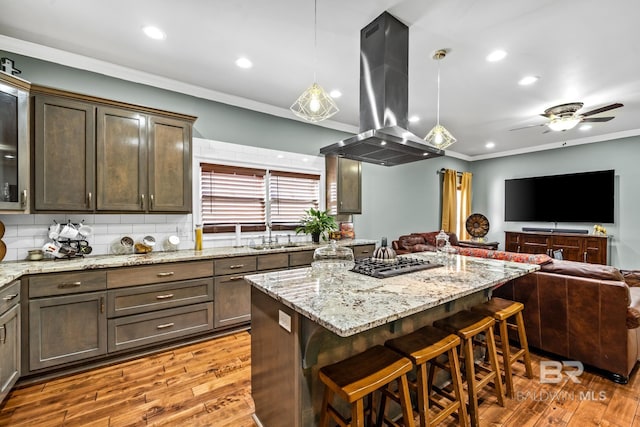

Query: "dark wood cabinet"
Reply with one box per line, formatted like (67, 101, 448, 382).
(0, 281, 20, 404)
(96, 106, 147, 211)
(28, 291, 107, 371)
(0, 73, 30, 212)
(148, 116, 192, 212)
(34, 95, 95, 211)
(214, 275, 251, 329)
(505, 231, 608, 264)
(326, 155, 362, 215)
(32, 86, 196, 213)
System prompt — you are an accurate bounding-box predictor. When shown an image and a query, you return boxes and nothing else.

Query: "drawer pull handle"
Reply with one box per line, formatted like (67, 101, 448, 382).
(156, 293, 175, 300)
(229, 276, 244, 281)
(156, 272, 175, 277)
(58, 282, 82, 289)
(2, 294, 18, 301)
(156, 323, 174, 329)
(0, 325, 5, 344)
(229, 264, 244, 269)
(361, 250, 369, 254)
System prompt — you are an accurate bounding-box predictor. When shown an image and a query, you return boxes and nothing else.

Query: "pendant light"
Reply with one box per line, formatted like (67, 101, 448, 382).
(290, 0, 338, 122)
(424, 49, 456, 149)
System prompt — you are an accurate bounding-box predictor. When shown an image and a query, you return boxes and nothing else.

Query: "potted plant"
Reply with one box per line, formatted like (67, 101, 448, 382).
(295, 208, 338, 243)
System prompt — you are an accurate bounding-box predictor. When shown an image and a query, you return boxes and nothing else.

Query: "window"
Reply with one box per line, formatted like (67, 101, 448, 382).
(200, 163, 320, 233)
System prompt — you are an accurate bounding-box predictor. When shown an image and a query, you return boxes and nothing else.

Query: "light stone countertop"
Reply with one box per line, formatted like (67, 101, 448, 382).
(245, 251, 539, 337)
(0, 239, 376, 288)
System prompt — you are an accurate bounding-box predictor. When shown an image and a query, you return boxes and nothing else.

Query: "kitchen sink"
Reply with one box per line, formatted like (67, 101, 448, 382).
(249, 242, 310, 250)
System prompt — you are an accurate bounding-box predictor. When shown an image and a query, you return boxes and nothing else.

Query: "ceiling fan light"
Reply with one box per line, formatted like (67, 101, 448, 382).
(425, 124, 457, 150)
(547, 117, 581, 131)
(290, 82, 339, 122)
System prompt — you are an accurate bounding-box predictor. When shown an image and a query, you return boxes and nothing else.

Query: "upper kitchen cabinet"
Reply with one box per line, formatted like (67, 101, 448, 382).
(31, 86, 196, 213)
(0, 72, 30, 212)
(326, 155, 361, 215)
(34, 95, 95, 211)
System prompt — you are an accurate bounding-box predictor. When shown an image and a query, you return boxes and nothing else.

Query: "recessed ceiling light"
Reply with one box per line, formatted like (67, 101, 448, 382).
(485, 141, 495, 149)
(579, 124, 592, 131)
(329, 90, 342, 98)
(302, 158, 308, 162)
(235, 57, 253, 69)
(518, 75, 539, 86)
(142, 26, 166, 40)
(277, 154, 284, 159)
(408, 115, 420, 123)
(380, 141, 387, 146)
(486, 49, 507, 62)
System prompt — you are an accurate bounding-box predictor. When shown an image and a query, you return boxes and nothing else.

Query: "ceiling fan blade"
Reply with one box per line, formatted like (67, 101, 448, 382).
(509, 123, 546, 131)
(580, 103, 623, 117)
(581, 116, 615, 123)
(542, 129, 552, 134)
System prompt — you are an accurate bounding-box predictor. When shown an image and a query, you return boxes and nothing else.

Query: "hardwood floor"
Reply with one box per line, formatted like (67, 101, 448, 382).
(0, 331, 638, 426)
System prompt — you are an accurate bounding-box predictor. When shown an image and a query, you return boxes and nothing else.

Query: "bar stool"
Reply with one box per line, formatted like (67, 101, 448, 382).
(433, 310, 504, 427)
(471, 297, 534, 398)
(382, 326, 469, 427)
(318, 345, 415, 427)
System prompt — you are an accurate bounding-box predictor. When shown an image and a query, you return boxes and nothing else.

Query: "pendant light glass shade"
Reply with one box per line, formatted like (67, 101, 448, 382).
(424, 49, 456, 150)
(291, 82, 339, 122)
(290, 0, 338, 122)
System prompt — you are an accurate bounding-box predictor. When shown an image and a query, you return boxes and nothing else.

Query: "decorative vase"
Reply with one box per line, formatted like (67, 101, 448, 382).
(312, 232, 320, 244)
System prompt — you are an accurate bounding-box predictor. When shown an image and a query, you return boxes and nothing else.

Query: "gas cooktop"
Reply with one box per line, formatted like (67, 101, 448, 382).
(351, 257, 443, 278)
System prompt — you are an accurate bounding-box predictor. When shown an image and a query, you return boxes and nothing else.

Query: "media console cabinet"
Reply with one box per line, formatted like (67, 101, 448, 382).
(505, 231, 609, 265)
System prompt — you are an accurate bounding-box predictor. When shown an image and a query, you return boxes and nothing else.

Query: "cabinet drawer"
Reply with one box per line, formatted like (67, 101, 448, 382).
(29, 271, 106, 298)
(257, 253, 288, 271)
(353, 244, 375, 259)
(107, 261, 214, 289)
(108, 302, 213, 352)
(289, 250, 314, 267)
(0, 281, 20, 315)
(107, 278, 214, 318)
(214, 256, 257, 275)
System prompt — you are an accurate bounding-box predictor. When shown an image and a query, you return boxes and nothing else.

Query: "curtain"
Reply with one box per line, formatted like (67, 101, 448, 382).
(458, 172, 473, 240)
(441, 169, 457, 233)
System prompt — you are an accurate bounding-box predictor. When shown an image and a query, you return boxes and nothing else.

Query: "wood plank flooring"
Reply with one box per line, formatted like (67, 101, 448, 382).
(0, 331, 638, 426)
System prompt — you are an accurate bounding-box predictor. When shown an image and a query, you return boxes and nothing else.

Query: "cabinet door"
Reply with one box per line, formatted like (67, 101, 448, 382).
(214, 275, 251, 329)
(34, 95, 95, 211)
(0, 76, 29, 211)
(96, 107, 147, 211)
(148, 116, 192, 212)
(338, 157, 361, 214)
(504, 232, 520, 252)
(520, 234, 549, 255)
(0, 304, 20, 403)
(550, 235, 583, 261)
(584, 237, 607, 265)
(29, 292, 107, 371)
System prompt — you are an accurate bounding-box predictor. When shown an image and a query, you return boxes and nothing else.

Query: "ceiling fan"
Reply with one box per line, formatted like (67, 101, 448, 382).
(510, 102, 623, 133)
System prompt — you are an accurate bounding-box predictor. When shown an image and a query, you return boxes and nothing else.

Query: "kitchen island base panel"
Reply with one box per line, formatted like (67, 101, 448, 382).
(250, 286, 489, 427)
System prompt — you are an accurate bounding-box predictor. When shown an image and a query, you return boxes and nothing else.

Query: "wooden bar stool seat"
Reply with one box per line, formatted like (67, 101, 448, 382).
(434, 310, 504, 427)
(319, 345, 415, 427)
(383, 326, 469, 427)
(471, 297, 534, 398)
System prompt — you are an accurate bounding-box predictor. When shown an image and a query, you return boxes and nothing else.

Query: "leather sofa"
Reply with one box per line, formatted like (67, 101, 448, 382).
(392, 231, 488, 254)
(469, 250, 640, 383)
(392, 238, 640, 382)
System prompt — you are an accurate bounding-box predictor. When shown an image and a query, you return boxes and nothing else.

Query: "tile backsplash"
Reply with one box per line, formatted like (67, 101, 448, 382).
(0, 213, 195, 262)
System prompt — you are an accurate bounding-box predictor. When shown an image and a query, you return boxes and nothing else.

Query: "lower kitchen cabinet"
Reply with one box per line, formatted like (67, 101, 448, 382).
(0, 281, 20, 404)
(214, 275, 251, 329)
(29, 291, 107, 371)
(108, 302, 213, 352)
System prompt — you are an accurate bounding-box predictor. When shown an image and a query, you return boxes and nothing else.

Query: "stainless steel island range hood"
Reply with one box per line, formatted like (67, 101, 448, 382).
(320, 12, 444, 166)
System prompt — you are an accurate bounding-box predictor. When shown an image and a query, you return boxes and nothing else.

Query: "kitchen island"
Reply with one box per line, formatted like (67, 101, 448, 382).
(245, 251, 539, 426)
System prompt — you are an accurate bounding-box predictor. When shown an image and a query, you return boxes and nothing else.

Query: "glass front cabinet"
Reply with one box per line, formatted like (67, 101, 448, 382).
(0, 71, 30, 212)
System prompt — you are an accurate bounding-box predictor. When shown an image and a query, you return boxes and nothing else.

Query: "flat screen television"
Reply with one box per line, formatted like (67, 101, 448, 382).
(504, 169, 614, 223)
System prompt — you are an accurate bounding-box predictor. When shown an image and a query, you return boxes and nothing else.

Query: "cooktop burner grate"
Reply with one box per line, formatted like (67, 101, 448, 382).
(351, 257, 443, 278)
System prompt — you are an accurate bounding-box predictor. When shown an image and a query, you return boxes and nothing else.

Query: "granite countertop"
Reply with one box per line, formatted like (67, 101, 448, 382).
(245, 251, 539, 337)
(0, 239, 376, 288)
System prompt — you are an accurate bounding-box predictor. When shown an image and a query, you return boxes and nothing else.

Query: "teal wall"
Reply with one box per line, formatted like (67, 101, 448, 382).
(470, 136, 640, 268)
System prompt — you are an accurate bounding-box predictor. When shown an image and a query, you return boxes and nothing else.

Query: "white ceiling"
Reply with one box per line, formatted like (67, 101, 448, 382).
(1, 0, 639, 159)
